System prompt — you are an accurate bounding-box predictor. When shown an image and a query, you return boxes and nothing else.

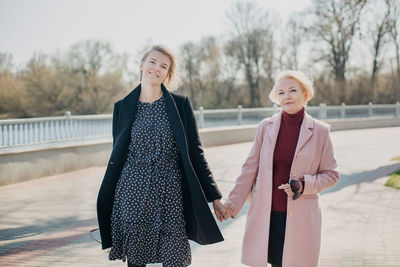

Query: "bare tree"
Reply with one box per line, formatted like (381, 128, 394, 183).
(388, 0, 400, 77)
(0, 53, 13, 72)
(225, 1, 275, 107)
(21, 53, 64, 116)
(180, 37, 240, 108)
(180, 42, 203, 107)
(0, 53, 26, 118)
(199, 37, 235, 107)
(20, 41, 127, 116)
(281, 13, 306, 70)
(365, 0, 392, 96)
(67, 40, 127, 114)
(306, 0, 367, 103)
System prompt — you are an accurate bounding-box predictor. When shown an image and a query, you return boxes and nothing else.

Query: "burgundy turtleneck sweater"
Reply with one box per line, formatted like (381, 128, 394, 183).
(271, 107, 305, 212)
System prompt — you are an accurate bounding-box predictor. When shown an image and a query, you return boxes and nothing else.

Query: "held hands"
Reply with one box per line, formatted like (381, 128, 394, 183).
(213, 199, 226, 222)
(212, 199, 236, 222)
(215, 179, 306, 223)
(224, 202, 235, 220)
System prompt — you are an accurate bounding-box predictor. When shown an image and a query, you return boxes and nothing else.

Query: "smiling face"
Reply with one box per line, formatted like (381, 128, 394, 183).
(276, 78, 307, 114)
(140, 50, 171, 87)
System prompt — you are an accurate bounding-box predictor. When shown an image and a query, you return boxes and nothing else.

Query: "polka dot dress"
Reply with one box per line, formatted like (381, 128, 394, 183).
(109, 96, 191, 267)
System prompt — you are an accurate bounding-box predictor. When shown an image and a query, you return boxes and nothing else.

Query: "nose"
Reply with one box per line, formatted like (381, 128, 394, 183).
(154, 64, 162, 72)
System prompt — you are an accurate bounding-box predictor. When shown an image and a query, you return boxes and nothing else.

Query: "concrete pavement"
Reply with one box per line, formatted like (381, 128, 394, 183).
(1, 127, 400, 266)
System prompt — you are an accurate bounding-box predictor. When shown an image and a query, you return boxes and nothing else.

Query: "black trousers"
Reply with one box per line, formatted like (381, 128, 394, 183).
(267, 211, 287, 266)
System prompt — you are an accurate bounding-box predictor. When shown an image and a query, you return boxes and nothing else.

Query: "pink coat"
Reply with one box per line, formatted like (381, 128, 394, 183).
(226, 111, 339, 267)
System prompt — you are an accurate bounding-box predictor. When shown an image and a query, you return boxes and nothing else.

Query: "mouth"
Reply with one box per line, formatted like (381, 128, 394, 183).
(148, 71, 160, 78)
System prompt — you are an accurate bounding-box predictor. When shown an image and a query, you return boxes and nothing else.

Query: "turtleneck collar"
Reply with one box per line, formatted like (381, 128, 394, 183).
(282, 107, 305, 125)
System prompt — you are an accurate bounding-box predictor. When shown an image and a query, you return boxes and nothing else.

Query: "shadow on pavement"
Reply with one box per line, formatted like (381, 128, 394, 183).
(322, 162, 400, 195)
(0, 217, 96, 242)
(0, 217, 98, 256)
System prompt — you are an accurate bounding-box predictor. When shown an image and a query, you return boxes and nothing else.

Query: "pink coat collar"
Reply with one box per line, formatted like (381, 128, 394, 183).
(266, 110, 314, 152)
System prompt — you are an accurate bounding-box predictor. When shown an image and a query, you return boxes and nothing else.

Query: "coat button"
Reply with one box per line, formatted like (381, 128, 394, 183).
(296, 151, 301, 157)
(288, 210, 293, 216)
(292, 171, 297, 176)
(109, 161, 114, 165)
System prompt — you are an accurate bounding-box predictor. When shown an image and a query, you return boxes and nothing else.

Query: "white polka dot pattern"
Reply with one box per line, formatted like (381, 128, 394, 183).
(108, 96, 191, 267)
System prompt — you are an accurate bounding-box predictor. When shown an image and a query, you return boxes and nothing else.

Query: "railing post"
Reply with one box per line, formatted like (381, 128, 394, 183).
(19, 124, 23, 145)
(0, 125, 3, 147)
(35, 122, 38, 143)
(199, 106, 204, 129)
(237, 105, 243, 125)
(368, 102, 373, 117)
(7, 124, 11, 146)
(14, 124, 18, 145)
(396, 102, 400, 117)
(319, 103, 327, 119)
(64, 111, 71, 139)
(341, 103, 346, 118)
(23, 123, 27, 145)
(11, 124, 15, 145)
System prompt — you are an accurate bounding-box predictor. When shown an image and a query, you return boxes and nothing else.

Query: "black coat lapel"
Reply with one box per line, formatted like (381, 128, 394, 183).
(115, 83, 188, 159)
(162, 85, 188, 156)
(117, 84, 141, 140)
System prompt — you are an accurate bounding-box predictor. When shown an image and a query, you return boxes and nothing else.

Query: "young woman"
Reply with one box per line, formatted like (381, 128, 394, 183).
(97, 45, 225, 267)
(224, 70, 339, 267)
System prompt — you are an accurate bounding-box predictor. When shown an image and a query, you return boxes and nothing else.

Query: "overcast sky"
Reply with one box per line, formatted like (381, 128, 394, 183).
(0, 0, 311, 68)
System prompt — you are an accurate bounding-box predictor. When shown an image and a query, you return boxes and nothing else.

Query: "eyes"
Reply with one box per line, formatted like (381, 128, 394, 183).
(149, 60, 168, 70)
(278, 89, 298, 95)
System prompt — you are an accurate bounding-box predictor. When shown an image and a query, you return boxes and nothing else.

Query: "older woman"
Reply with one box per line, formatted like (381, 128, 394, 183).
(224, 70, 339, 267)
(97, 45, 225, 267)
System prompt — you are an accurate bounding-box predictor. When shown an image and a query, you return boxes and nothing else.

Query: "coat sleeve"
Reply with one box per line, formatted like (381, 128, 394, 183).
(226, 120, 266, 218)
(303, 130, 339, 195)
(184, 97, 222, 202)
(112, 102, 120, 147)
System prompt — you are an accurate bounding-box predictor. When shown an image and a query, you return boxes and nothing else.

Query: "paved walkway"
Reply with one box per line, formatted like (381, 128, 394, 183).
(0, 127, 400, 267)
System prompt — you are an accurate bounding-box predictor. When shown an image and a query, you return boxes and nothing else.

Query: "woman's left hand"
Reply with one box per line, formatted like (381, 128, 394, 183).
(278, 183, 294, 197)
(213, 199, 226, 222)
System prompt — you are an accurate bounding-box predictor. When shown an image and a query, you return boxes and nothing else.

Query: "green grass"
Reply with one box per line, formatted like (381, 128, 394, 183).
(385, 170, 400, 189)
(391, 156, 400, 161)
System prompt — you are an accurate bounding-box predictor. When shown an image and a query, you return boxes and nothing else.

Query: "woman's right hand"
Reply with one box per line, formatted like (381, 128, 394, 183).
(213, 199, 226, 222)
(224, 202, 236, 220)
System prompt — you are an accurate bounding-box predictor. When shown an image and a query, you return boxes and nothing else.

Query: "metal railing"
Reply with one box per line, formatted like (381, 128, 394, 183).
(0, 102, 399, 149)
(195, 102, 400, 128)
(0, 113, 112, 148)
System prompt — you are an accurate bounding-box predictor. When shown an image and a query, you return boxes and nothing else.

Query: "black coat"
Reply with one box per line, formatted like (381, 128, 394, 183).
(96, 84, 224, 249)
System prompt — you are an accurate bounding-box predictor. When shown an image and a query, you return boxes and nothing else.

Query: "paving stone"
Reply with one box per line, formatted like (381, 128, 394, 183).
(1, 127, 400, 266)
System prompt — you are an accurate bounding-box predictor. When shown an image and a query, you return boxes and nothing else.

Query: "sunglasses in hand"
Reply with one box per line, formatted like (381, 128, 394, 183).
(289, 179, 302, 201)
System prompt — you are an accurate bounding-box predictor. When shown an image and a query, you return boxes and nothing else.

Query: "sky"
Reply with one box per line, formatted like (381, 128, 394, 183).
(0, 0, 312, 68)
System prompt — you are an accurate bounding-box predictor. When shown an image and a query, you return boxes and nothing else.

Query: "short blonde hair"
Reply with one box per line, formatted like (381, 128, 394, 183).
(140, 45, 181, 90)
(269, 70, 314, 104)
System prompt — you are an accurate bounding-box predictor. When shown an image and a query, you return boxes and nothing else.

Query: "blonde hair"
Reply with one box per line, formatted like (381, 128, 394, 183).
(140, 45, 181, 91)
(269, 70, 314, 104)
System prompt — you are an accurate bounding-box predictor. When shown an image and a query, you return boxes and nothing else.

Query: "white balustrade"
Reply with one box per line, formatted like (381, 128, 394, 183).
(0, 114, 112, 148)
(0, 103, 399, 148)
